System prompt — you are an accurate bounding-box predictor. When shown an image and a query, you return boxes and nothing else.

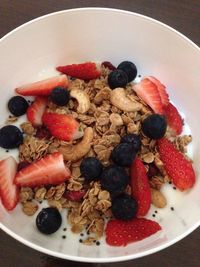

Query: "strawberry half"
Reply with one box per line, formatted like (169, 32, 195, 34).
(15, 75, 68, 96)
(147, 76, 169, 107)
(105, 218, 161, 246)
(14, 152, 70, 187)
(0, 156, 18, 211)
(133, 78, 164, 114)
(164, 102, 183, 135)
(42, 112, 81, 141)
(26, 96, 47, 127)
(56, 62, 101, 80)
(157, 138, 195, 190)
(131, 158, 151, 216)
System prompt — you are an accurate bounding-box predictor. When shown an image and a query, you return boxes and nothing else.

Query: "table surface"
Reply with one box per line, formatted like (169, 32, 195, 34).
(0, 1, 200, 266)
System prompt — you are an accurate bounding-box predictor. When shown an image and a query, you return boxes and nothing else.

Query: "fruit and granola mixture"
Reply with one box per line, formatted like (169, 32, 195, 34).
(0, 61, 195, 246)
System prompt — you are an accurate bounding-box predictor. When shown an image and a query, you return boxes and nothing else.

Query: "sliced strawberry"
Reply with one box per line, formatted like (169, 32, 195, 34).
(105, 218, 161, 246)
(56, 62, 101, 80)
(147, 76, 169, 107)
(15, 75, 68, 96)
(64, 190, 86, 202)
(26, 96, 47, 127)
(131, 158, 151, 216)
(42, 112, 80, 141)
(133, 78, 164, 114)
(101, 61, 116, 71)
(35, 125, 52, 139)
(14, 152, 70, 187)
(164, 102, 183, 135)
(157, 138, 195, 190)
(0, 156, 18, 211)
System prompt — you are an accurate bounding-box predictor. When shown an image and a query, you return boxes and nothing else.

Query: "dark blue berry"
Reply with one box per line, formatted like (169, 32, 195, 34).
(101, 165, 129, 195)
(8, 96, 29, 116)
(0, 125, 23, 149)
(141, 114, 167, 139)
(121, 134, 141, 153)
(111, 143, 136, 167)
(108, 69, 128, 89)
(117, 61, 137, 82)
(50, 87, 70, 106)
(80, 157, 103, 182)
(111, 193, 138, 220)
(36, 207, 62, 234)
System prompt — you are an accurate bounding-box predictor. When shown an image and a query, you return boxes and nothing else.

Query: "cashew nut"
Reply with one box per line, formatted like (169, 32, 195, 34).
(110, 88, 142, 112)
(70, 89, 90, 114)
(58, 127, 93, 162)
(151, 188, 167, 208)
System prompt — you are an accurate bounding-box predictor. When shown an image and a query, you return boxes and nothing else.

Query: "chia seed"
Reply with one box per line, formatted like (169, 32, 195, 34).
(63, 228, 67, 231)
(79, 239, 83, 243)
(80, 233, 84, 237)
(62, 235, 66, 239)
(96, 241, 100, 246)
(152, 214, 156, 217)
(6, 150, 9, 153)
(155, 210, 158, 214)
(171, 207, 174, 211)
(173, 186, 176, 190)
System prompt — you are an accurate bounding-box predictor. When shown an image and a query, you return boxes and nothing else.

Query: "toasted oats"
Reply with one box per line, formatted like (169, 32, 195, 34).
(142, 152, 155, 163)
(82, 237, 97, 245)
(98, 190, 110, 200)
(174, 135, 192, 153)
(67, 178, 83, 191)
(71, 224, 85, 233)
(127, 122, 140, 134)
(149, 176, 164, 190)
(20, 122, 35, 135)
(48, 199, 62, 211)
(6, 116, 18, 123)
(78, 114, 96, 125)
(94, 87, 111, 104)
(22, 201, 38, 216)
(151, 188, 167, 208)
(71, 167, 81, 179)
(35, 187, 47, 201)
(96, 200, 111, 212)
(125, 184, 132, 195)
(45, 187, 56, 199)
(54, 183, 66, 200)
(19, 187, 34, 203)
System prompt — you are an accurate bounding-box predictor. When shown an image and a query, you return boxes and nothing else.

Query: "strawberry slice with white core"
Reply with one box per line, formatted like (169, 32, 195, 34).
(133, 78, 164, 114)
(26, 96, 47, 127)
(0, 156, 18, 211)
(147, 76, 169, 107)
(15, 75, 68, 96)
(14, 152, 71, 187)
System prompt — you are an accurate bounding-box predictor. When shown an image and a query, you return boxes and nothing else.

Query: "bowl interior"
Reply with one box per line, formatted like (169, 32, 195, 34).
(0, 8, 200, 262)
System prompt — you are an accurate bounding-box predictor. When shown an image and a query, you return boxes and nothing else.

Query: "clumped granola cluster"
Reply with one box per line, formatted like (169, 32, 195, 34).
(17, 65, 192, 243)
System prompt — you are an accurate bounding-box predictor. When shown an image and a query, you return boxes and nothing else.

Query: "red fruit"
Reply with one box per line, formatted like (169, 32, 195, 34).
(56, 62, 101, 81)
(14, 152, 71, 187)
(105, 218, 161, 246)
(15, 75, 68, 96)
(27, 97, 47, 127)
(164, 102, 183, 135)
(64, 190, 86, 202)
(133, 78, 164, 114)
(131, 158, 151, 216)
(157, 138, 195, 190)
(17, 161, 30, 172)
(35, 126, 51, 139)
(147, 76, 169, 107)
(42, 112, 80, 141)
(0, 156, 18, 211)
(147, 163, 160, 178)
(101, 61, 116, 71)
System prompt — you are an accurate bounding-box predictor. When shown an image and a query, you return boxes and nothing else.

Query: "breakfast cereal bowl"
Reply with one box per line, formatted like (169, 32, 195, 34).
(0, 7, 200, 263)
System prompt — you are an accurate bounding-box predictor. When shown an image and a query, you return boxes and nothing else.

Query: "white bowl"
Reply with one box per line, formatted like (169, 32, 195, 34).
(0, 7, 200, 263)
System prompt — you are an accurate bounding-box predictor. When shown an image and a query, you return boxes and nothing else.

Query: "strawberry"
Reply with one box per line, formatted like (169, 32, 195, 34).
(133, 78, 164, 114)
(0, 156, 18, 210)
(64, 190, 86, 202)
(35, 125, 52, 139)
(164, 102, 183, 135)
(42, 112, 81, 141)
(14, 152, 70, 187)
(56, 62, 101, 80)
(105, 218, 161, 246)
(26, 97, 47, 127)
(131, 158, 151, 216)
(15, 75, 68, 96)
(147, 76, 169, 107)
(101, 61, 116, 71)
(157, 138, 195, 190)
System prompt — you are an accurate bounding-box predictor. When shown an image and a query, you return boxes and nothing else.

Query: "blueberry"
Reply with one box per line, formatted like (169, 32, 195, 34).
(111, 193, 138, 220)
(117, 61, 137, 82)
(101, 165, 129, 195)
(50, 87, 70, 106)
(80, 157, 103, 182)
(108, 69, 128, 89)
(36, 207, 62, 234)
(141, 114, 167, 139)
(121, 134, 141, 153)
(8, 96, 29, 116)
(0, 125, 23, 149)
(111, 143, 136, 167)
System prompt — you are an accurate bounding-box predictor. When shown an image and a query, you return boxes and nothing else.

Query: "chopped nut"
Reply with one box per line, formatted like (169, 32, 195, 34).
(151, 189, 167, 208)
(48, 199, 62, 211)
(22, 201, 38, 216)
(35, 187, 47, 201)
(19, 187, 34, 203)
(20, 122, 35, 135)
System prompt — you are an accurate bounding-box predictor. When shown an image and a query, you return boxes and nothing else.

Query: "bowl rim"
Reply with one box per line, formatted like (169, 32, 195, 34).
(0, 7, 200, 263)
